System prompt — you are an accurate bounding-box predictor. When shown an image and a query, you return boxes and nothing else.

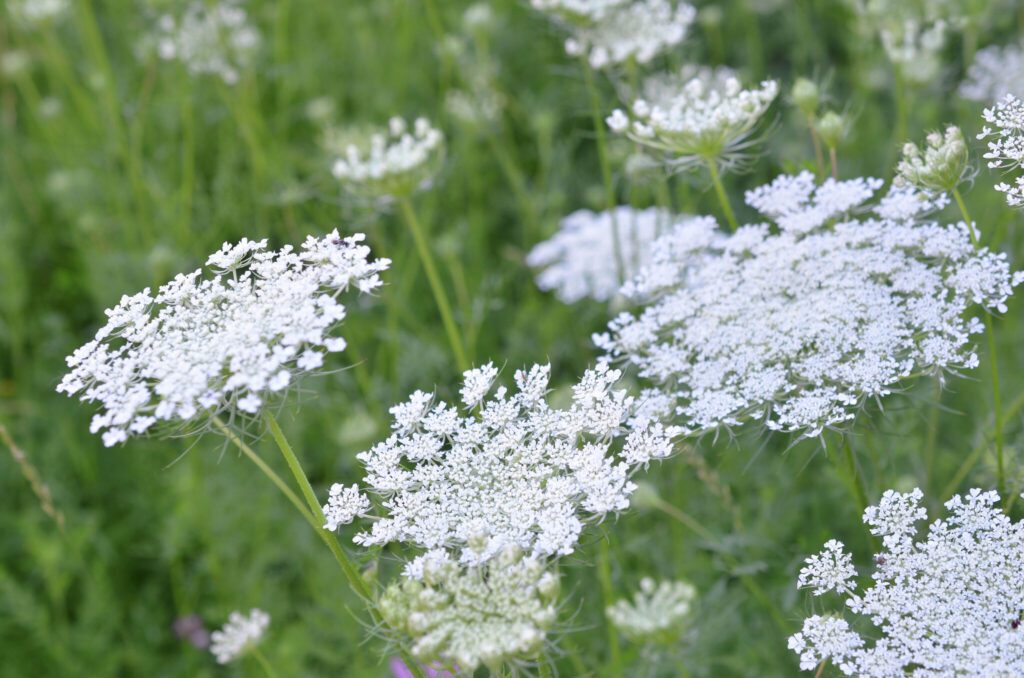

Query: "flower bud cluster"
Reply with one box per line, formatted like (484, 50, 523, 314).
(895, 125, 969, 193)
(606, 577, 696, 644)
(607, 74, 778, 166)
(154, 1, 260, 85)
(331, 117, 445, 201)
(210, 609, 270, 664)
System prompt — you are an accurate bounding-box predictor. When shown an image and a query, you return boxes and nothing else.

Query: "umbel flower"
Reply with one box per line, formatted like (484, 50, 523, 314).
(961, 40, 1024, 103)
(331, 116, 444, 202)
(560, 0, 696, 70)
(379, 546, 559, 673)
(210, 609, 270, 664)
(878, 19, 946, 85)
(596, 172, 1023, 438)
(606, 73, 778, 169)
(978, 94, 1024, 207)
(526, 206, 677, 303)
(153, 0, 260, 85)
(894, 125, 969, 193)
(323, 362, 673, 569)
(529, 0, 631, 24)
(606, 577, 696, 644)
(789, 488, 1024, 675)
(57, 232, 388, 446)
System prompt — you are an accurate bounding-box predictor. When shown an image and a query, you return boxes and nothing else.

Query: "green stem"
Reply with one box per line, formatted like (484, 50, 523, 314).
(538, 661, 553, 678)
(953, 188, 1005, 497)
(705, 159, 739, 232)
(828, 146, 838, 180)
(581, 59, 625, 284)
(251, 647, 279, 678)
(596, 537, 623, 678)
(942, 390, 1024, 499)
(397, 197, 470, 372)
(260, 412, 427, 678)
(808, 122, 826, 180)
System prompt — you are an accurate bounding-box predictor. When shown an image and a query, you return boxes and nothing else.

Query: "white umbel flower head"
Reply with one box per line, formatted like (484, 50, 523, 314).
(380, 547, 559, 673)
(606, 577, 696, 644)
(337, 363, 674, 567)
(210, 609, 270, 664)
(596, 172, 1023, 439)
(331, 116, 445, 202)
(790, 488, 1024, 675)
(895, 125, 969, 193)
(961, 41, 1024, 103)
(57, 232, 389, 446)
(526, 206, 678, 303)
(322, 484, 371, 531)
(154, 1, 260, 85)
(560, 0, 696, 70)
(879, 19, 946, 86)
(607, 73, 778, 169)
(530, 0, 630, 23)
(978, 94, 1024, 207)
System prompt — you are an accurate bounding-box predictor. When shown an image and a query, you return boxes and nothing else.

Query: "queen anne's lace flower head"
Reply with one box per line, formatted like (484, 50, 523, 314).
(526, 206, 678, 303)
(895, 126, 969, 193)
(606, 577, 696, 644)
(560, 0, 696, 70)
(154, 1, 260, 85)
(530, 0, 630, 23)
(331, 117, 445, 202)
(57, 232, 388, 446)
(879, 19, 946, 85)
(978, 94, 1024, 207)
(790, 488, 1024, 675)
(379, 547, 559, 673)
(607, 73, 777, 168)
(210, 609, 270, 664)
(327, 363, 673, 568)
(596, 172, 1023, 438)
(961, 41, 1024, 103)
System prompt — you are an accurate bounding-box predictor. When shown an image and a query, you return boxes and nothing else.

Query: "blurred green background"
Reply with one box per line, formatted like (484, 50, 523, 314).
(1, 1, 1022, 676)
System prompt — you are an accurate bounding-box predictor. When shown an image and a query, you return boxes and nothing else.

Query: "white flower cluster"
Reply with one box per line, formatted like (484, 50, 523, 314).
(526, 206, 676, 303)
(210, 609, 270, 664)
(331, 117, 445, 201)
(879, 19, 946, 85)
(978, 95, 1024, 207)
(555, 0, 696, 70)
(961, 41, 1024, 103)
(790, 488, 1024, 675)
(894, 125, 969, 193)
(607, 74, 778, 166)
(330, 362, 672, 569)
(530, 0, 630, 23)
(57, 232, 389, 446)
(606, 577, 696, 643)
(7, 0, 68, 26)
(154, 1, 260, 86)
(379, 546, 559, 672)
(596, 172, 1023, 438)
(638, 64, 736, 109)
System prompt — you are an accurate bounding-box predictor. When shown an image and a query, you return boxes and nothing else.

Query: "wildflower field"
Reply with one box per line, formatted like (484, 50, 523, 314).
(3, 1, 1024, 676)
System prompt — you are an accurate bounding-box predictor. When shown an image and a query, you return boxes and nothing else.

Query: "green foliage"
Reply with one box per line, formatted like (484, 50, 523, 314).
(1, 0, 1022, 676)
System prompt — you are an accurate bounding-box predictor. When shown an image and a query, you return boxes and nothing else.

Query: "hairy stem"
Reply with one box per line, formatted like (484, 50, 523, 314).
(397, 197, 470, 372)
